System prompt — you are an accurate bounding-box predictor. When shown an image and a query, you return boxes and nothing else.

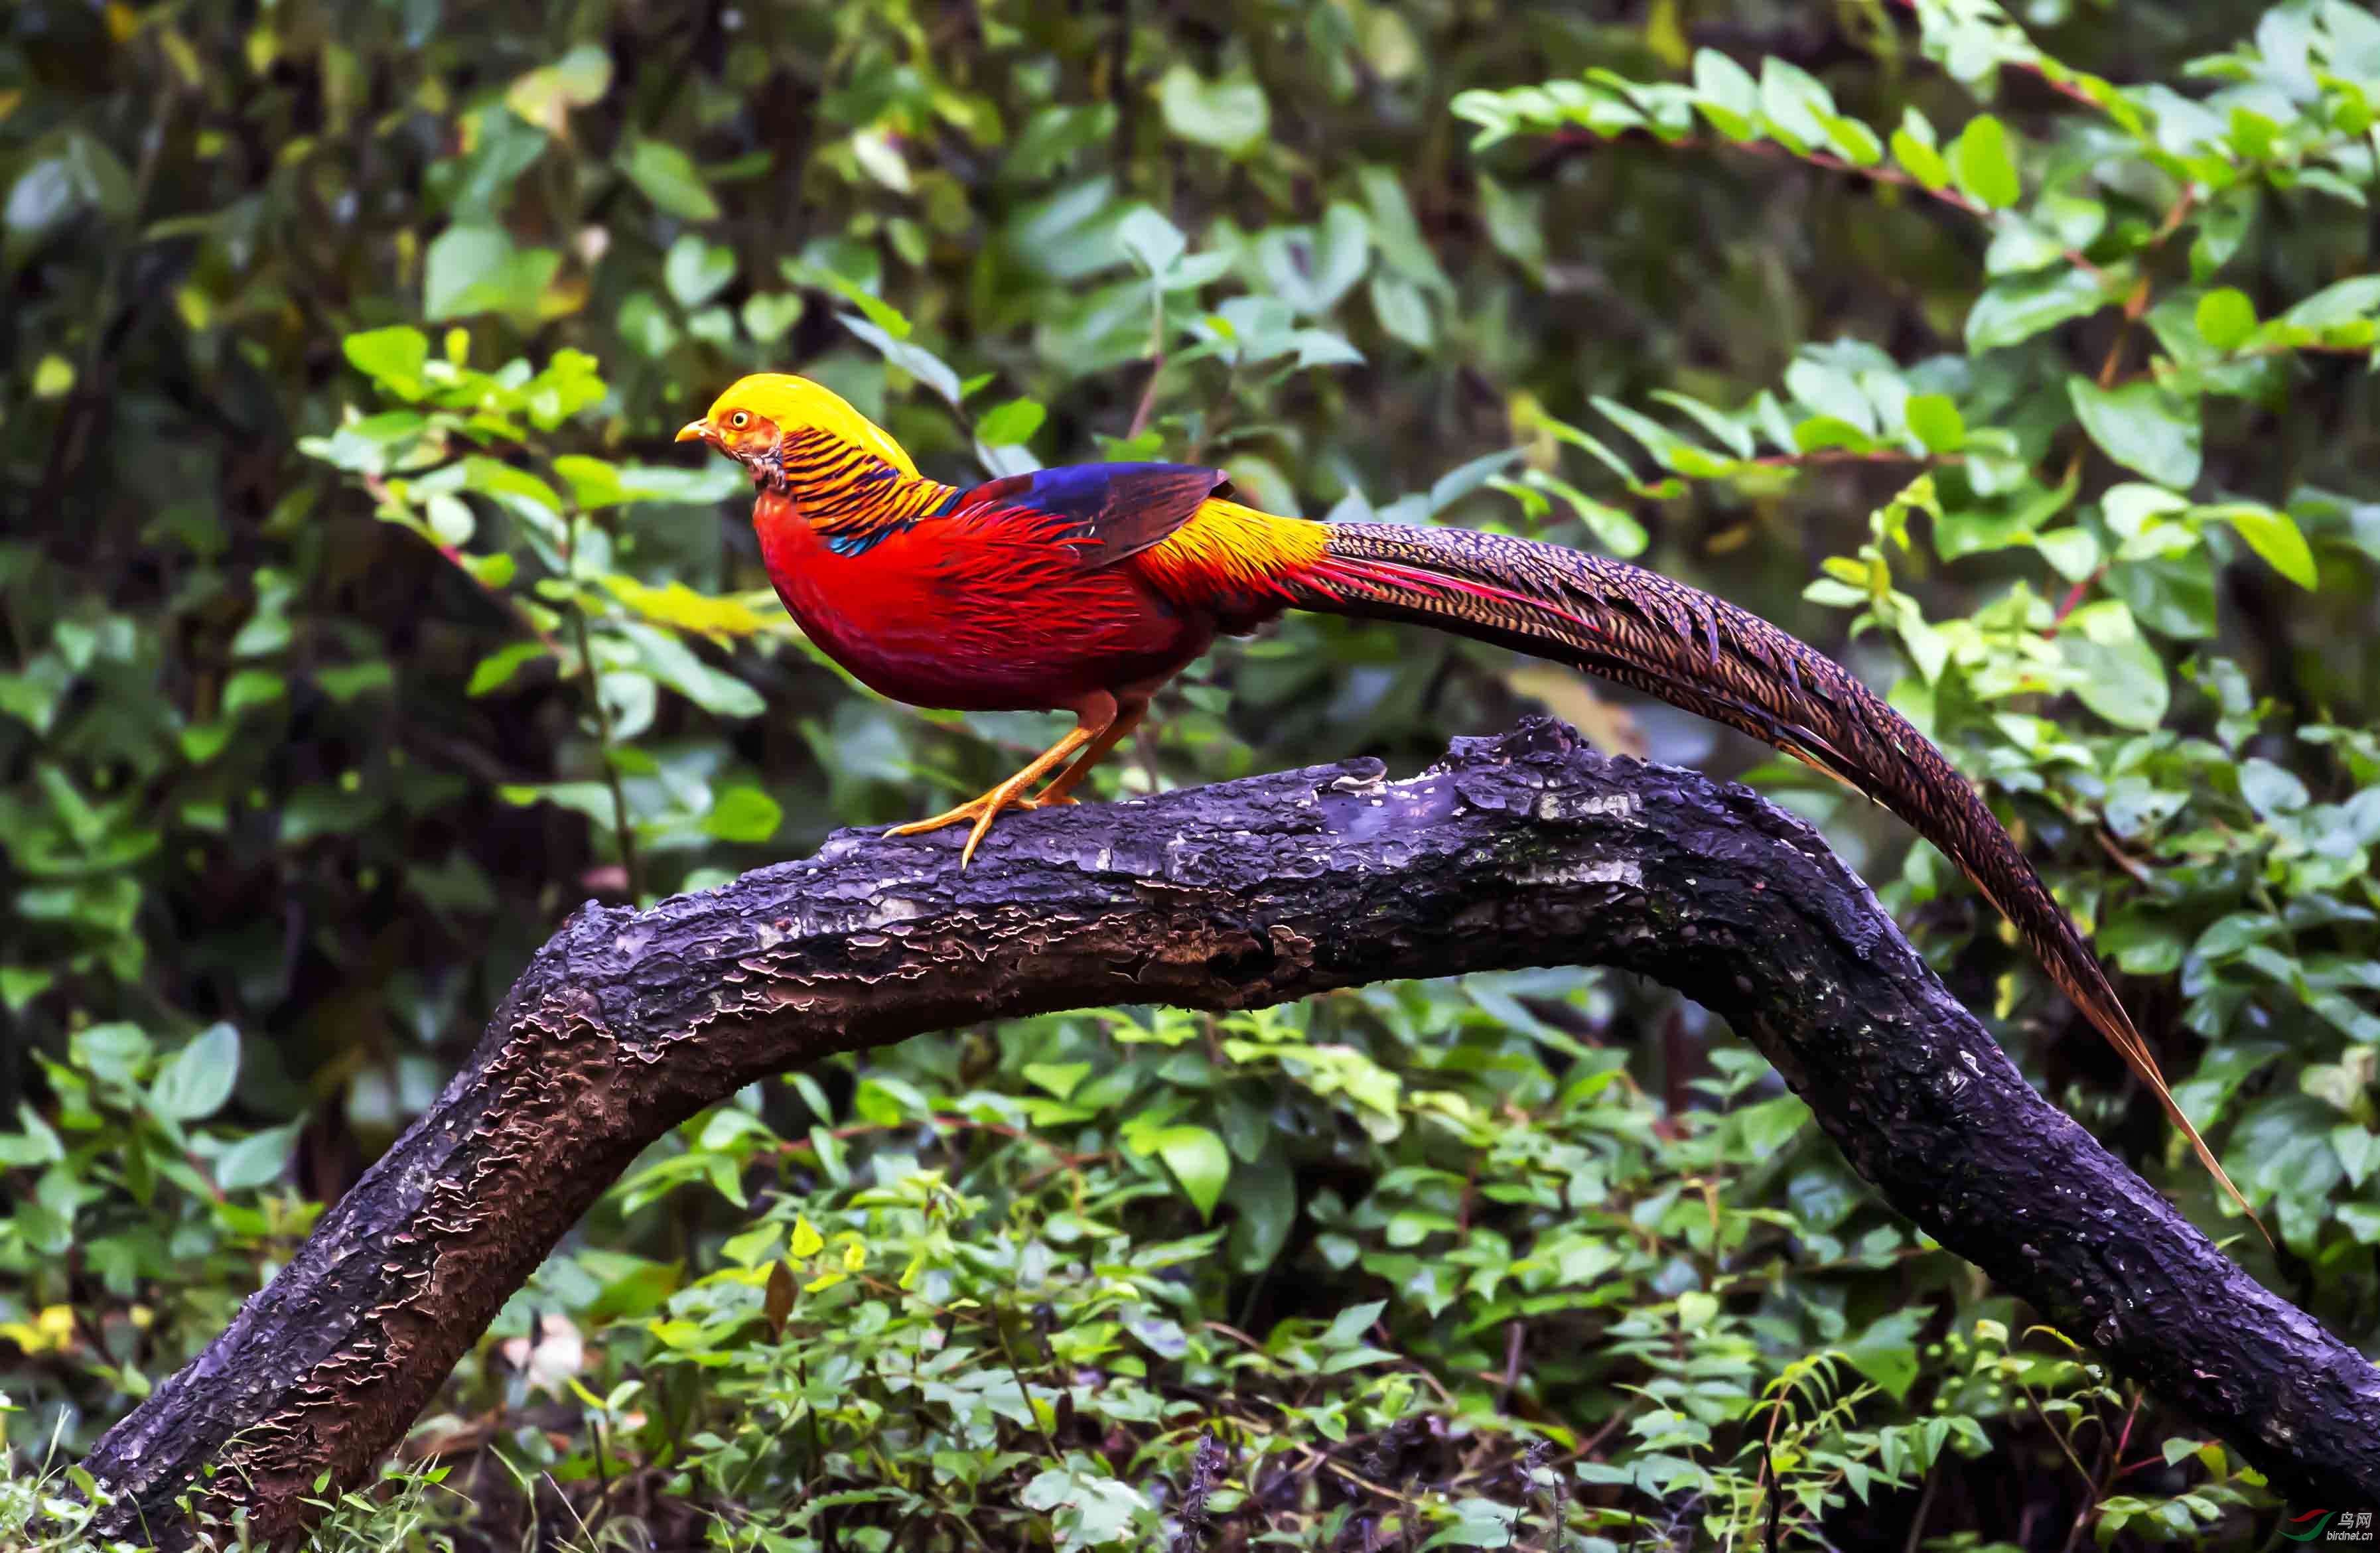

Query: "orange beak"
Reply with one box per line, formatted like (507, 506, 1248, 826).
(675, 419, 714, 445)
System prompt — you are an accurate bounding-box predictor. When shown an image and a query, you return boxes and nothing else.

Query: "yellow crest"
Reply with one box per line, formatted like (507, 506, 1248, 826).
(699, 373, 918, 475)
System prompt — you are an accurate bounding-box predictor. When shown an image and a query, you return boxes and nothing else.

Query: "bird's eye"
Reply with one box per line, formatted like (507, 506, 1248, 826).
(730, 411, 750, 428)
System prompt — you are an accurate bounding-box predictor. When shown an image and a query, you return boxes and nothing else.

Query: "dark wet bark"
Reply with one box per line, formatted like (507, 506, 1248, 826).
(80, 718, 2380, 1544)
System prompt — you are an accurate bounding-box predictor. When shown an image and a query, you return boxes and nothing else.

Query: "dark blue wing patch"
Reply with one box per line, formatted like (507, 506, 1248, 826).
(949, 462, 1233, 571)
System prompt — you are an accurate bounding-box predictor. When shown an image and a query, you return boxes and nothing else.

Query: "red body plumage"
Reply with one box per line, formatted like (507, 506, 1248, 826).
(751, 486, 1211, 712)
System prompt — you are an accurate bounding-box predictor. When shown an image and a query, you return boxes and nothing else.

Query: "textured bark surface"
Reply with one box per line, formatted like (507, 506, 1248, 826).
(80, 718, 2380, 1544)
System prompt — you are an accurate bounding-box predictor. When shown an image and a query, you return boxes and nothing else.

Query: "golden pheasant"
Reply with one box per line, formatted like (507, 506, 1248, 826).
(679, 371, 2253, 1229)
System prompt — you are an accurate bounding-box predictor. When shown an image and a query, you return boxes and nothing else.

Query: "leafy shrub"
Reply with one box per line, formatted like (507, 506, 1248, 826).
(3, 0, 2375, 1547)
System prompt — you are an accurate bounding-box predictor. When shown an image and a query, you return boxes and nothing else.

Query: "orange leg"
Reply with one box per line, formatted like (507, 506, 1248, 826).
(1028, 698, 1147, 807)
(887, 693, 1115, 868)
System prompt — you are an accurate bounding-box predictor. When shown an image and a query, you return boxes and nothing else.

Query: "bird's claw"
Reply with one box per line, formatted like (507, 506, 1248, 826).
(887, 787, 1072, 868)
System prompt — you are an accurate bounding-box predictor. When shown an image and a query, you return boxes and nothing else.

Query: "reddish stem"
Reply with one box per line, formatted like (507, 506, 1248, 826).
(2048, 564, 2109, 632)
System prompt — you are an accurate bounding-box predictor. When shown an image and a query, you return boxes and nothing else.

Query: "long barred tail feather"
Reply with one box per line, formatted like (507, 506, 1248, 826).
(1298, 519, 2259, 1236)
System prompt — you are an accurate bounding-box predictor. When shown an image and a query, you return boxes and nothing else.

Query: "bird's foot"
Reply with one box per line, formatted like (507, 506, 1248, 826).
(885, 714, 1110, 868)
(886, 787, 1070, 867)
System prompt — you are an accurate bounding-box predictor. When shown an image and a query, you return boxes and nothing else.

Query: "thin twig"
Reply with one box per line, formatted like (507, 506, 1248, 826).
(995, 1317, 1064, 1464)
(1498, 1322, 1526, 1412)
(2017, 1379, 2101, 1491)
(566, 513, 642, 900)
(1126, 286, 1168, 441)
(362, 474, 567, 658)
(2060, 1388, 2143, 1553)
(1900, 1466, 1939, 1553)
(2048, 563, 2109, 630)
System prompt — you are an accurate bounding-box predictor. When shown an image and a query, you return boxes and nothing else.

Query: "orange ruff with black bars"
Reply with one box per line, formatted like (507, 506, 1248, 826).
(679, 371, 2258, 1236)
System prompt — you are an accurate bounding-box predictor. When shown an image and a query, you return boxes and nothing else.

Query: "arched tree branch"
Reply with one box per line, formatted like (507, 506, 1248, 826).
(80, 718, 2380, 1544)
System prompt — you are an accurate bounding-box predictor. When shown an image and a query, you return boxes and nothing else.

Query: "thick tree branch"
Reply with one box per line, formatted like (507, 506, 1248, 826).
(80, 719, 2380, 1543)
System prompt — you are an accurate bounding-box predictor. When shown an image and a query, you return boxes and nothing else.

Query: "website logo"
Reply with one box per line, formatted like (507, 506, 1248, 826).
(2289, 1510, 2377, 1544)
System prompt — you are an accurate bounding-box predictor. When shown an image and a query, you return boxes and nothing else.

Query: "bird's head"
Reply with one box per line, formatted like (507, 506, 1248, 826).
(676, 373, 919, 480)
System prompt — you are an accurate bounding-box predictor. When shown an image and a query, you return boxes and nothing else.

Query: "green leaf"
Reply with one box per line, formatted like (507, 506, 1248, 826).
(1368, 273, 1434, 350)
(664, 234, 736, 308)
(1474, 175, 1547, 281)
(2237, 756, 2309, 818)
(848, 127, 912, 193)
(2067, 377, 2202, 487)
(1947, 113, 2020, 208)
(1523, 471, 1647, 557)
(1156, 65, 1270, 155)
(1591, 397, 1736, 478)
(703, 785, 784, 843)
(1903, 393, 1966, 453)
(552, 454, 628, 509)
(740, 291, 805, 343)
(2036, 525, 2101, 582)
(1151, 1125, 1230, 1219)
(1225, 1152, 1297, 1272)
(1843, 1308, 1925, 1402)
(1359, 165, 1452, 293)
(1324, 1299, 1387, 1347)
(423, 493, 474, 548)
(505, 43, 613, 135)
(1115, 205, 1187, 276)
(2099, 912, 2185, 976)
(1, 966, 56, 1014)
(223, 668, 286, 716)
(0, 1101, 62, 1168)
(2334, 1126, 2380, 1191)
(974, 397, 1046, 448)
(316, 661, 394, 703)
(2195, 287, 2257, 351)
(342, 327, 430, 397)
(2192, 912, 2276, 961)
(614, 620, 764, 718)
(1756, 57, 1834, 151)
(151, 1023, 240, 1122)
(2103, 551, 2217, 638)
(1689, 48, 1760, 139)
(620, 136, 721, 222)
(1966, 267, 2109, 351)
(2060, 599, 2169, 730)
(460, 456, 565, 521)
(1022, 1061, 1092, 1101)
(1419, 1501, 1520, 1549)
(837, 313, 961, 406)
(424, 224, 561, 322)
(1257, 202, 1371, 316)
(1020, 1465, 1150, 1548)
(2202, 502, 2318, 589)
(77, 1024, 153, 1085)
(468, 641, 549, 697)
(6, 159, 78, 235)
(1784, 358, 1874, 433)
(2279, 273, 2380, 332)
(214, 1119, 303, 1193)
(1647, 390, 1754, 458)
(2235, 1095, 2344, 1215)
(1890, 107, 1951, 189)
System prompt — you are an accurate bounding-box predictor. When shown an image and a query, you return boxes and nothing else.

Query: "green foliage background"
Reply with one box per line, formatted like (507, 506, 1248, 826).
(3, 0, 2377, 1546)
